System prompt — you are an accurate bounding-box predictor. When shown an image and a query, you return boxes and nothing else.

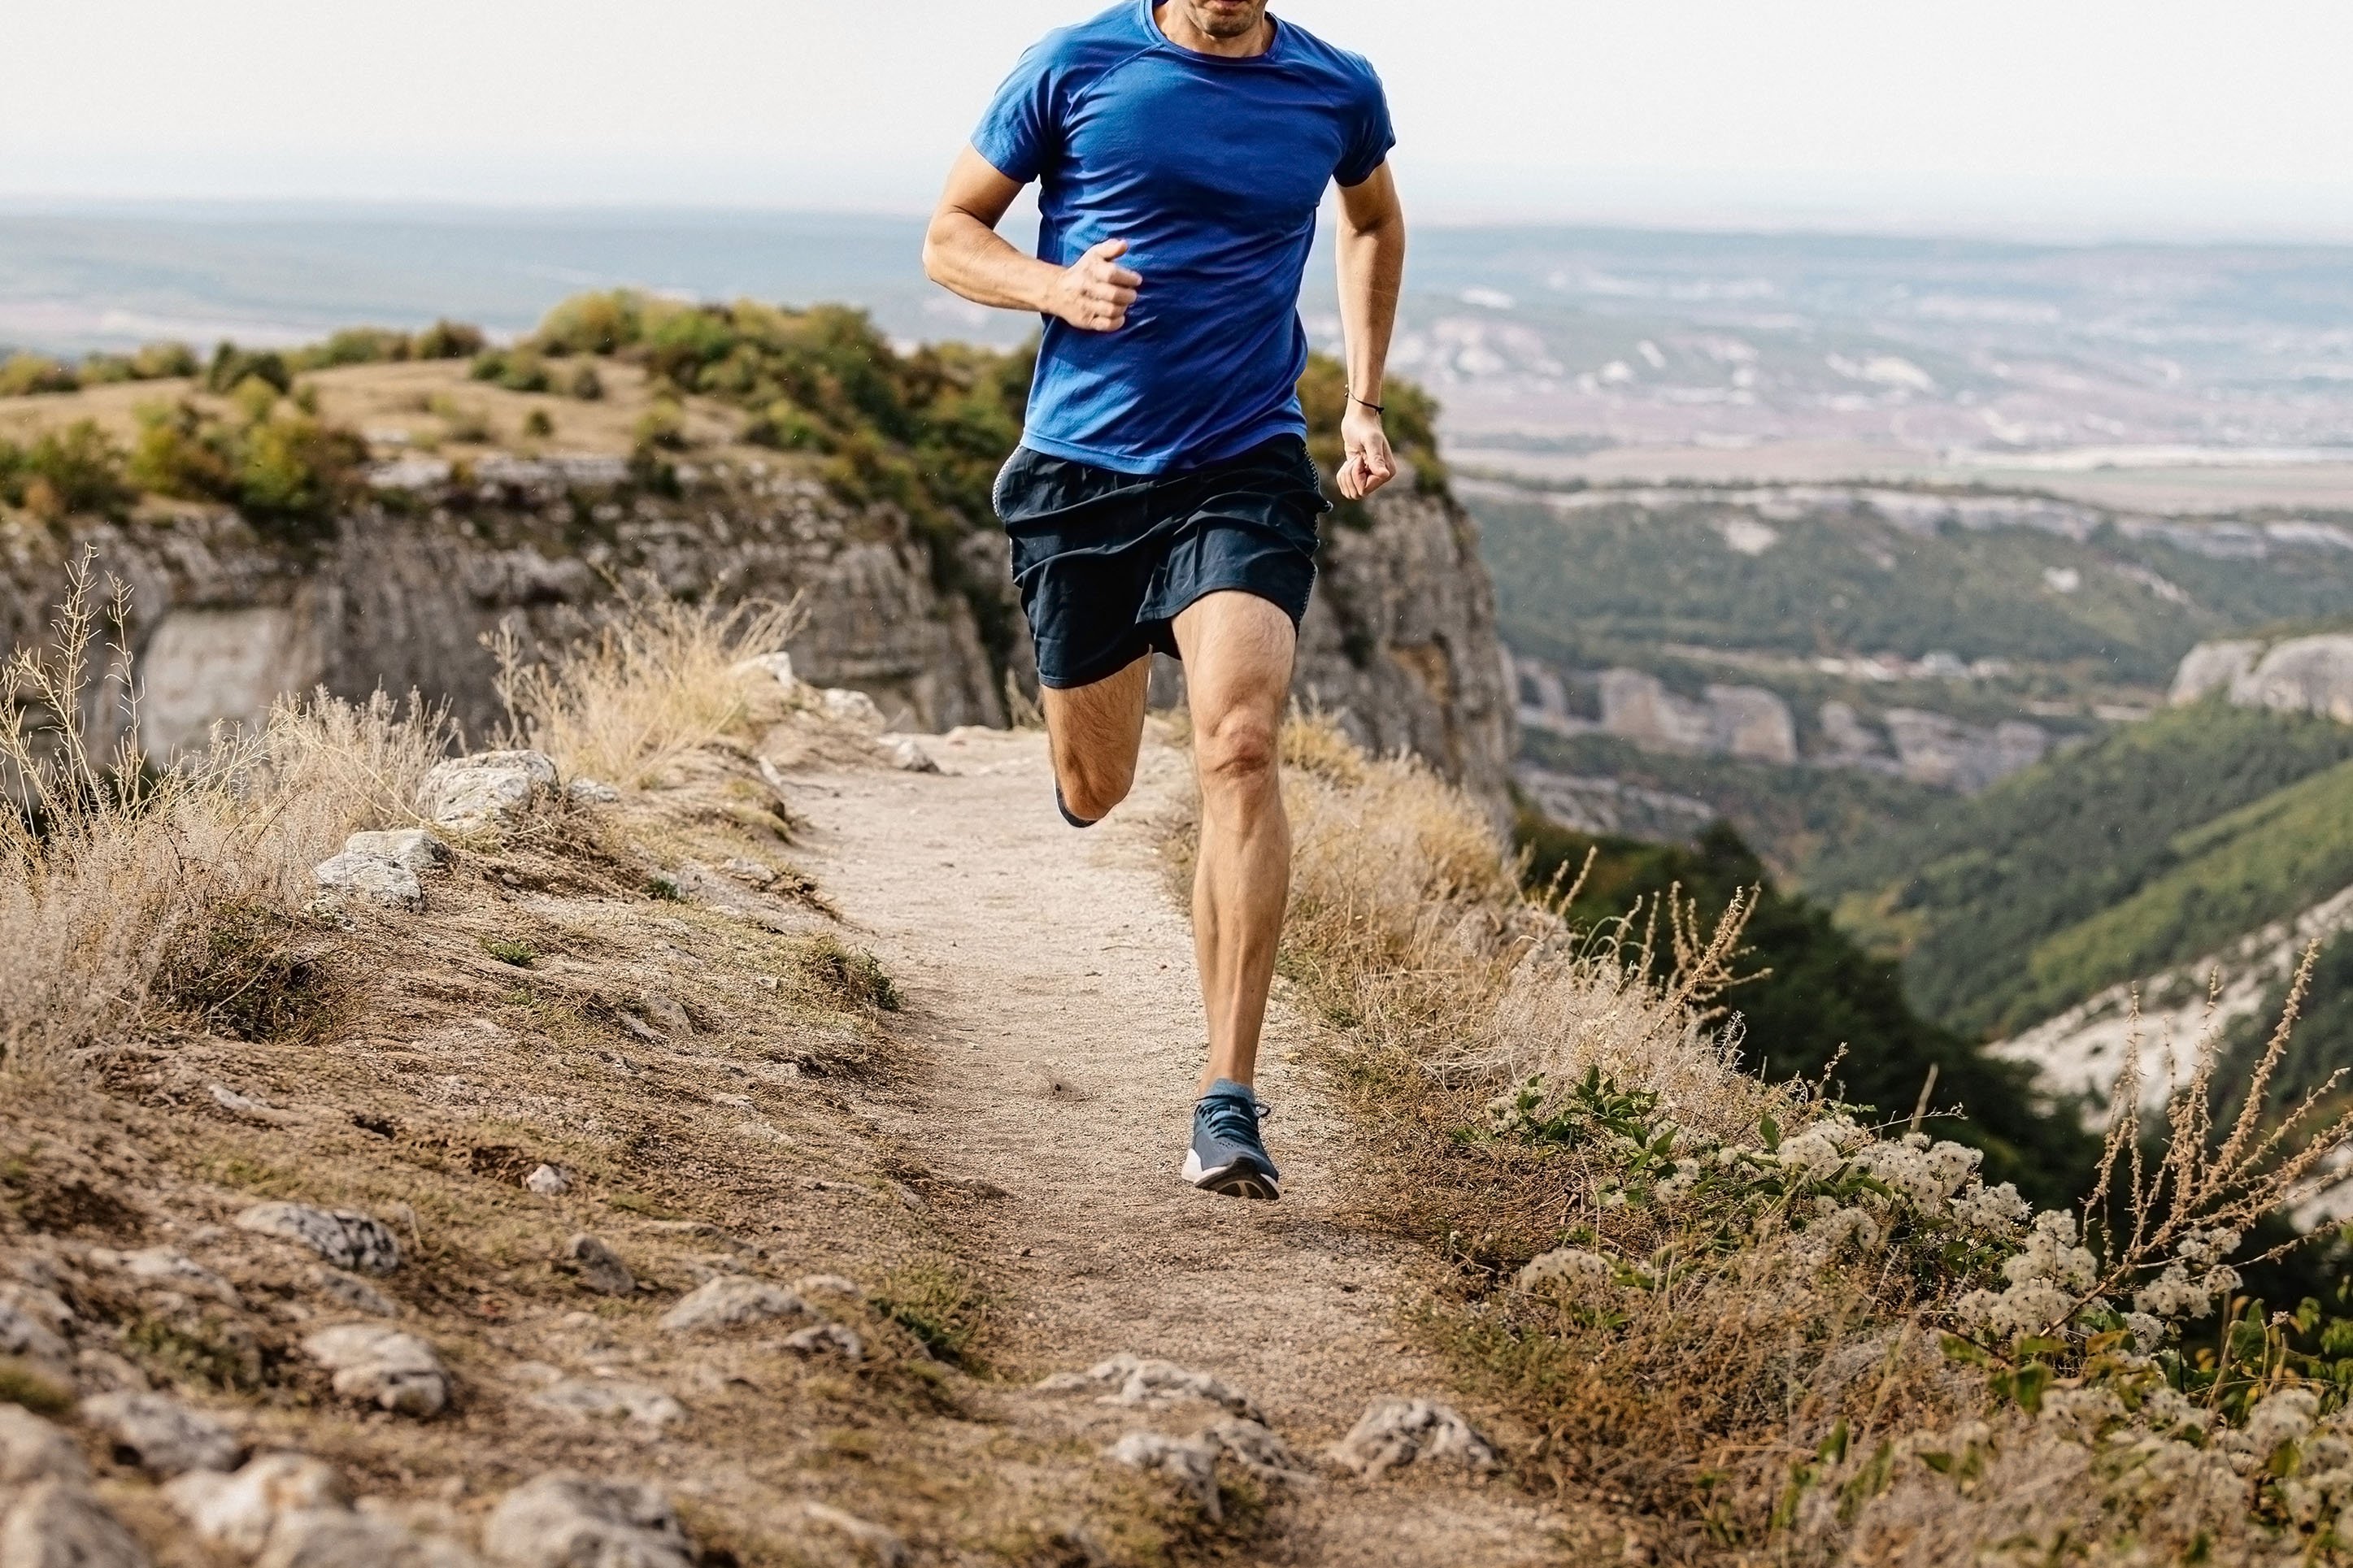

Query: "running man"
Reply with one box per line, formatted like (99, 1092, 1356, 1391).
(923, 0, 1404, 1201)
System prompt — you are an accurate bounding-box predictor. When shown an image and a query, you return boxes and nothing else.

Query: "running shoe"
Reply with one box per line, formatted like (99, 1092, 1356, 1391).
(1182, 1079, 1281, 1201)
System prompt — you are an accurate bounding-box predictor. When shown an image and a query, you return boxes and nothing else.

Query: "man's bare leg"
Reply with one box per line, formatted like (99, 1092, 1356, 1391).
(1040, 654, 1153, 823)
(1172, 591, 1296, 1094)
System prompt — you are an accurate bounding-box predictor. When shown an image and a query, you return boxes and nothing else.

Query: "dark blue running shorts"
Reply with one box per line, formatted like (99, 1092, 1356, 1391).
(993, 435, 1331, 691)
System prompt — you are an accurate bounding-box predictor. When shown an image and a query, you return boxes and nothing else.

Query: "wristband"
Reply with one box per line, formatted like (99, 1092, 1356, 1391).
(1349, 393, 1385, 415)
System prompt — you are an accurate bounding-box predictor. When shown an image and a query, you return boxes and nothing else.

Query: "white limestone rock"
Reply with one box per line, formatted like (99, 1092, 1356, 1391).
(794, 1501, 907, 1568)
(0, 1405, 87, 1486)
(0, 1300, 72, 1383)
(565, 778, 621, 806)
(0, 1480, 151, 1568)
(731, 652, 799, 693)
(313, 1270, 398, 1318)
(528, 1379, 685, 1431)
(164, 1453, 350, 1556)
(1330, 1398, 1501, 1479)
(342, 829, 451, 875)
(2171, 639, 2265, 705)
(879, 735, 941, 774)
(1106, 1431, 1222, 1520)
(1039, 1353, 1264, 1422)
(301, 1325, 450, 1418)
(237, 1204, 402, 1274)
(91, 1247, 242, 1307)
(311, 852, 424, 912)
(820, 688, 885, 732)
(482, 1473, 696, 1568)
(259, 1508, 482, 1568)
(782, 1323, 863, 1362)
(78, 1391, 242, 1476)
(524, 1164, 571, 1197)
(656, 1276, 807, 1335)
(416, 750, 559, 832)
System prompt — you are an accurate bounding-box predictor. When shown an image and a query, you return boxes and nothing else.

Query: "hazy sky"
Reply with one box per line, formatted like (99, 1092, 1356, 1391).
(11, 1, 2353, 237)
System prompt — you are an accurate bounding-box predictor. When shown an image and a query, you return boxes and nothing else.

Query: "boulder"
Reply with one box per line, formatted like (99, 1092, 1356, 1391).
(566, 779, 620, 806)
(313, 1270, 398, 1318)
(1037, 1353, 1263, 1422)
(165, 1453, 350, 1556)
(78, 1392, 241, 1476)
(301, 1326, 450, 1418)
(236, 1204, 402, 1274)
(564, 1236, 633, 1297)
(311, 852, 425, 912)
(656, 1277, 807, 1335)
(781, 1323, 863, 1362)
(879, 736, 940, 774)
(819, 688, 885, 732)
(2171, 639, 2265, 705)
(1329, 1398, 1501, 1479)
(1105, 1432, 1221, 1520)
(731, 652, 799, 693)
(0, 1301, 72, 1383)
(94, 1247, 241, 1306)
(0, 1480, 150, 1568)
(416, 751, 559, 832)
(0, 1407, 86, 1487)
(2233, 634, 2353, 723)
(481, 1474, 696, 1568)
(341, 830, 451, 875)
(528, 1380, 685, 1431)
(524, 1165, 571, 1197)
(258, 1509, 482, 1568)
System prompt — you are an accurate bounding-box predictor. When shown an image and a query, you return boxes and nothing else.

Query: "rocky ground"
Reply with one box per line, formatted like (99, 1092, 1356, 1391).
(0, 685, 1571, 1565)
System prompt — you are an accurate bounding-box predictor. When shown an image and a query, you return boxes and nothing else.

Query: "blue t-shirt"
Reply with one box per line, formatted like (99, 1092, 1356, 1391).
(972, 1, 1394, 475)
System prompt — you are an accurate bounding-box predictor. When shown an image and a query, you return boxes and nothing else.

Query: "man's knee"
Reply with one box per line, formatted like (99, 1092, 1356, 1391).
(1196, 709, 1280, 794)
(1057, 751, 1137, 821)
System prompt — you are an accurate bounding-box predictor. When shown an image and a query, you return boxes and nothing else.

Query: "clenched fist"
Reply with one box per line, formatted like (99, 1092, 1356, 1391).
(1336, 399, 1398, 501)
(1046, 239, 1142, 332)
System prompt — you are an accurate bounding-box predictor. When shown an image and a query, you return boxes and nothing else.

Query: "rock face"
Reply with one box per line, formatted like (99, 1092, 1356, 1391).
(7, 461, 1519, 815)
(1593, 670, 1798, 765)
(1293, 481, 1520, 825)
(2175, 633, 2353, 722)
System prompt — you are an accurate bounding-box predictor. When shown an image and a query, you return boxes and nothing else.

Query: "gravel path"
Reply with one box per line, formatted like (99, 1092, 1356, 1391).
(794, 724, 1563, 1566)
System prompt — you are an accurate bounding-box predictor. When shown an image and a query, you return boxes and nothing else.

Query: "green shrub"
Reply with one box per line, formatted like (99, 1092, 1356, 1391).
(0, 354, 77, 397)
(633, 398, 687, 451)
(411, 319, 485, 360)
(522, 408, 554, 439)
(470, 350, 551, 393)
(204, 344, 290, 396)
(0, 419, 134, 518)
(427, 393, 492, 444)
(293, 327, 412, 370)
(76, 354, 137, 386)
(535, 291, 642, 355)
(564, 363, 604, 401)
(131, 341, 199, 380)
(126, 400, 363, 534)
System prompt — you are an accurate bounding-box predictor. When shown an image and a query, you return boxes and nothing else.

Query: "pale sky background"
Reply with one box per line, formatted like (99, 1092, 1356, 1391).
(10, 1, 2353, 237)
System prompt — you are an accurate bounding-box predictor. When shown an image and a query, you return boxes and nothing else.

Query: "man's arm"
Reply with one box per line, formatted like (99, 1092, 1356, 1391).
(921, 146, 1140, 331)
(1333, 162, 1407, 502)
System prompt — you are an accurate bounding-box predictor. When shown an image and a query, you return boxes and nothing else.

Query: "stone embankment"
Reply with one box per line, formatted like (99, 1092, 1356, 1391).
(2, 455, 1519, 825)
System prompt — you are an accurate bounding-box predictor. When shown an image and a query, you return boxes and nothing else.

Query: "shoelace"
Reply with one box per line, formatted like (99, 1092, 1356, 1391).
(1198, 1095, 1272, 1146)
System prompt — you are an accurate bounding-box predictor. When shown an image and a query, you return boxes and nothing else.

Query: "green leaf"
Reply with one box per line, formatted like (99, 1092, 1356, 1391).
(1759, 1114, 1781, 1153)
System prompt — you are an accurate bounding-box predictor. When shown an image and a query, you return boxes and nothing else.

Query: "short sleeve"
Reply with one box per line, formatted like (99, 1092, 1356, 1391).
(1334, 67, 1395, 188)
(972, 42, 1060, 185)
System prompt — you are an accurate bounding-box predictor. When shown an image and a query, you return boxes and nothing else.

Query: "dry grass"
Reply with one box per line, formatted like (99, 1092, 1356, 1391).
(491, 576, 802, 788)
(0, 554, 447, 1073)
(1233, 715, 2353, 1566)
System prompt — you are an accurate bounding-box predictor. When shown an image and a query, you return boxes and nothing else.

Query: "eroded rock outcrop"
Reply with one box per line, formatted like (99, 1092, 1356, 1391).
(2174, 632, 2353, 722)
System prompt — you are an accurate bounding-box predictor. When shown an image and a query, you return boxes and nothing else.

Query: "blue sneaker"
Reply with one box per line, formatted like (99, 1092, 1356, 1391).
(1183, 1079, 1281, 1201)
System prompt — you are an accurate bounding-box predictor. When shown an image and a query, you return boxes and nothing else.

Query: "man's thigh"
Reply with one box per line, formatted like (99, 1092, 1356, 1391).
(1040, 654, 1152, 772)
(1172, 591, 1296, 725)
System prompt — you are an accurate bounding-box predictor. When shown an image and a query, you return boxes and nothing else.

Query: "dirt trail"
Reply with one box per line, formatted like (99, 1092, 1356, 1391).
(795, 724, 1564, 1566)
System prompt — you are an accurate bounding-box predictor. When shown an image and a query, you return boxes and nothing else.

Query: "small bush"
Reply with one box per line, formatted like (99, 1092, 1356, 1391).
(793, 934, 901, 1014)
(0, 419, 134, 519)
(411, 319, 485, 360)
(481, 937, 537, 968)
(127, 400, 365, 534)
(874, 1256, 989, 1368)
(427, 393, 492, 445)
(154, 897, 340, 1042)
(535, 292, 642, 355)
(565, 363, 604, 401)
(293, 328, 412, 370)
(204, 344, 290, 396)
(470, 350, 551, 393)
(633, 398, 687, 451)
(521, 408, 554, 439)
(130, 341, 198, 380)
(0, 354, 77, 397)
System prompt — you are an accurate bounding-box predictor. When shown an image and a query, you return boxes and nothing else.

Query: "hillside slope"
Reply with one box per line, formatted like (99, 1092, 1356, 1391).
(1812, 701, 2353, 1040)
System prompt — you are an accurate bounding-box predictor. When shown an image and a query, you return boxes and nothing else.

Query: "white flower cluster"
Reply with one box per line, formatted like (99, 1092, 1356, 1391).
(1797, 1199, 1882, 1259)
(1953, 1211, 2100, 1340)
(1517, 1245, 1616, 1294)
(2133, 1227, 2242, 1321)
(1850, 1131, 1984, 1208)
(1948, 1180, 2031, 1238)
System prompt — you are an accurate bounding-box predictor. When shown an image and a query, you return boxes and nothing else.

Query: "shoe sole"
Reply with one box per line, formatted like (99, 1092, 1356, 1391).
(1181, 1150, 1281, 1202)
